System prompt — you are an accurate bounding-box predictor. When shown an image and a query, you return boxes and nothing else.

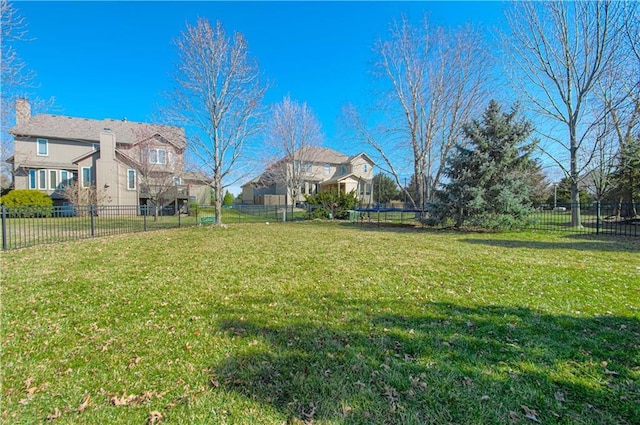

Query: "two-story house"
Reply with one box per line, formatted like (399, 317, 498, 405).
(242, 146, 375, 205)
(8, 99, 210, 210)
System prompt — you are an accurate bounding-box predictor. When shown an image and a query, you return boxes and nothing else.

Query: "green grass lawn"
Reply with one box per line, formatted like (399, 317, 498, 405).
(1, 223, 639, 424)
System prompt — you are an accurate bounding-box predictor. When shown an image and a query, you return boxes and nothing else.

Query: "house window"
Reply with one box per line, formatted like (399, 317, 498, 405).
(304, 162, 313, 172)
(172, 176, 182, 186)
(341, 165, 347, 176)
(60, 170, 70, 187)
(29, 170, 37, 189)
(366, 183, 371, 195)
(37, 138, 48, 156)
(38, 170, 47, 189)
(364, 164, 368, 173)
(49, 170, 58, 190)
(324, 164, 331, 175)
(127, 169, 136, 190)
(149, 149, 166, 164)
(82, 167, 92, 188)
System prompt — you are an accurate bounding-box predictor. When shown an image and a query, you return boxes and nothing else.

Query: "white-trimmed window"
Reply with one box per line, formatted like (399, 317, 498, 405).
(29, 170, 37, 189)
(81, 167, 92, 188)
(38, 169, 47, 189)
(149, 148, 166, 164)
(324, 164, 331, 175)
(172, 176, 182, 186)
(49, 170, 58, 190)
(37, 138, 48, 156)
(60, 170, 70, 187)
(341, 165, 347, 176)
(364, 164, 368, 173)
(127, 169, 136, 190)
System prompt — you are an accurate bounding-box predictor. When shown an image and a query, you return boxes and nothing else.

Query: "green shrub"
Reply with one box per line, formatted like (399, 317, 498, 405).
(188, 202, 199, 216)
(0, 190, 53, 217)
(306, 189, 358, 220)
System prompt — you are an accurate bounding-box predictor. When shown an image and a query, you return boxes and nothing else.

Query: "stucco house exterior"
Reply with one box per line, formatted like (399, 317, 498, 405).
(8, 99, 210, 210)
(242, 146, 375, 205)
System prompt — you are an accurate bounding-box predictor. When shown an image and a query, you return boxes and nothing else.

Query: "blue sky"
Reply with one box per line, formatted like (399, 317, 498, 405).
(13, 1, 510, 192)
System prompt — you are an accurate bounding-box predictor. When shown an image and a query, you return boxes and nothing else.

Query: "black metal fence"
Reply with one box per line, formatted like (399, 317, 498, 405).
(1, 201, 637, 250)
(525, 202, 638, 237)
(352, 201, 638, 237)
(0, 205, 196, 251)
(0, 204, 316, 250)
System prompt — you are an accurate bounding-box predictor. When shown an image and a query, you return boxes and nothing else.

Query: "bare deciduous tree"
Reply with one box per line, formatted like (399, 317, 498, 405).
(345, 16, 490, 209)
(503, 1, 628, 226)
(1, 0, 33, 190)
(262, 96, 323, 209)
(62, 181, 111, 209)
(169, 18, 266, 224)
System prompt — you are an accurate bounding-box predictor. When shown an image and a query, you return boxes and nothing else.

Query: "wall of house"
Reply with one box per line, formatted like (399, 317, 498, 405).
(350, 156, 374, 181)
(14, 136, 96, 169)
(13, 136, 94, 194)
(117, 164, 139, 206)
(188, 184, 210, 205)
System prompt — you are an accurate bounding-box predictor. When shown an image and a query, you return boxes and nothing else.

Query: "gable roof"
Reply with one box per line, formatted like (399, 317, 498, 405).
(321, 173, 366, 186)
(348, 152, 376, 165)
(10, 114, 185, 148)
(294, 146, 349, 164)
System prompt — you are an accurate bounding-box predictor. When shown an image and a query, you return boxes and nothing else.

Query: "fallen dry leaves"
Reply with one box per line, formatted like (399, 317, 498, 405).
(108, 391, 163, 407)
(45, 408, 61, 421)
(147, 410, 164, 424)
(77, 392, 90, 413)
(521, 405, 541, 423)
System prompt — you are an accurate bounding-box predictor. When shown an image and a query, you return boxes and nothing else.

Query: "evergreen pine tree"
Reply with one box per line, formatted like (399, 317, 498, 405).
(432, 100, 537, 228)
(606, 135, 640, 217)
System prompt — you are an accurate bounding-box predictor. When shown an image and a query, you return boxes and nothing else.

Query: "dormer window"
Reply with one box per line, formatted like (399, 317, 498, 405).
(37, 138, 48, 156)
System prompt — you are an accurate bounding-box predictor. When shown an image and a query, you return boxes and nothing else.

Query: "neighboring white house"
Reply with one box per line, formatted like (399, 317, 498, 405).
(242, 146, 375, 205)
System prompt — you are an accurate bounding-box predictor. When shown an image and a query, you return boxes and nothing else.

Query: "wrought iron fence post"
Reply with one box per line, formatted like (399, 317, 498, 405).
(90, 205, 96, 237)
(596, 201, 601, 235)
(143, 207, 147, 231)
(1, 205, 7, 251)
(178, 208, 181, 228)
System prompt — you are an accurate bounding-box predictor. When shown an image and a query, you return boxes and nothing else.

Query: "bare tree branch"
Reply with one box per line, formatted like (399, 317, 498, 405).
(167, 19, 266, 224)
(503, 1, 628, 226)
(261, 96, 324, 208)
(344, 15, 490, 209)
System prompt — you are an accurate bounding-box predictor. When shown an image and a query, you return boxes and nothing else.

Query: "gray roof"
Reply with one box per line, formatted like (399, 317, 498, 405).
(295, 146, 349, 164)
(10, 114, 185, 147)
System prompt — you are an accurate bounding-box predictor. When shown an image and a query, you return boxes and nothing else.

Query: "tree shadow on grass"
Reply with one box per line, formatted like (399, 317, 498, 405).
(208, 301, 639, 424)
(460, 236, 639, 253)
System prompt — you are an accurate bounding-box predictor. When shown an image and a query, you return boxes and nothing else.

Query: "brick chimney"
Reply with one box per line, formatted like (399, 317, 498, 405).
(15, 98, 31, 125)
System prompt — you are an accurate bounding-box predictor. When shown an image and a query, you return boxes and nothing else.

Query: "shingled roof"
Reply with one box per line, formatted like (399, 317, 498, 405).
(10, 114, 185, 148)
(293, 146, 350, 164)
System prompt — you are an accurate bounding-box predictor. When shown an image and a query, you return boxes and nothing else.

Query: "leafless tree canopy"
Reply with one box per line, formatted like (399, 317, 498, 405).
(1, 0, 34, 189)
(262, 95, 324, 205)
(170, 18, 266, 223)
(345, 16, 490, 209)
(503, 1, 630, 226)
